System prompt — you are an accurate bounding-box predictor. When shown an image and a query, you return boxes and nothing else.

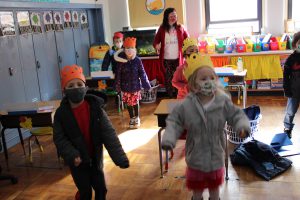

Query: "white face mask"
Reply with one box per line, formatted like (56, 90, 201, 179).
(125, 48, 135, 57)
(197, 79, 217, 96)
(114, 42, 123, 49)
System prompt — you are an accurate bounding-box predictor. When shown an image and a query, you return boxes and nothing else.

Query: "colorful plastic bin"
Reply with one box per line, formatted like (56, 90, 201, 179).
(261, 42, 270, 51)
(278, 41, 287, 50)
(225, 44, 233, 53)
(236, 44, 246, 53)
(253, 43, 261, 52)
(216, 40, 225, 53)
(199, 41, 207, 54)
(207, 44, 216, 54)
(270, 37, 279, 50)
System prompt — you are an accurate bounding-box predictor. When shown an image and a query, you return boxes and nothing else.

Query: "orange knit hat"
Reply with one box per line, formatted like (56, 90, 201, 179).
(61, 65, 86, 89)
(123, 37, 136, 48)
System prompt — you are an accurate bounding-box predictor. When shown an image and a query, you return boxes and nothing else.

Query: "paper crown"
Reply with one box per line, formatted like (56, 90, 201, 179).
(113, 32, 123, 39)
(123, 37, 136, 48)
(184, 53, 214, 80)
(182, 37, 198, 53)
(61, 65, 86, 89)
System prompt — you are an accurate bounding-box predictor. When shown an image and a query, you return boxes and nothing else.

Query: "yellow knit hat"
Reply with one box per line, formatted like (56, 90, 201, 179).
(182, 37, 198, 53)
(183, 53, 214, 80)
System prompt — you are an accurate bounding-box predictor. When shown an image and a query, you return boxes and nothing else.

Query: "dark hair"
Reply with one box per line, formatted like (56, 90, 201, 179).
(162, 7, 177, 32)
(292, 31, 300, 49)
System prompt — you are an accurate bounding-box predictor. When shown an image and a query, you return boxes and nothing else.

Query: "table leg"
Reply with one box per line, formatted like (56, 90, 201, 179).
(17, 128, 26, 155)
(243, 82, 247, 108)
(1, 128, 9, 170)
(158, 127, 164, 178)
(165, 150, 169, 172)
(225, 130, 229, 180)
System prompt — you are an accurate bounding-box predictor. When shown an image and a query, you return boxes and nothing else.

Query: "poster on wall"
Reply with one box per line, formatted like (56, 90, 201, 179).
(80, 12, 88, 29)
(0, 12, 15, 36)
(17, 12, 32, 35)
(53, 12, 64, 31)
(72, 11, 79, 28)
(43, 11, 54, 32)
(145, 0, 165, 15)
(30, 12, 42, 33)
(63, 11, 72, 28)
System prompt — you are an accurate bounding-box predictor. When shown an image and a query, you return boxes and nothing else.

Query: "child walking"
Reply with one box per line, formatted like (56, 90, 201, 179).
(115, 37, 151, 128)
(101, 32, 124, 74)
(162, 53, 250, 200)
(283, 31, 300, 138)
(172, 37, 199, 99)
(53, 65, 129, 200)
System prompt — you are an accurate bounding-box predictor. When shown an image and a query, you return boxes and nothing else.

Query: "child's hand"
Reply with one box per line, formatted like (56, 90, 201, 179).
(239, 129, 249, 139)
(74, 156, 82, 167)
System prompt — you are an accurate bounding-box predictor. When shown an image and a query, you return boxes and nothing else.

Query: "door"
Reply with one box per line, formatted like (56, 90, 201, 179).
(54, 11, 76, 69)
(0, 36, 26, 105)
(16, 11, 41, 102)
(32, 12, 62, 101)
(73, 10, 90, 76)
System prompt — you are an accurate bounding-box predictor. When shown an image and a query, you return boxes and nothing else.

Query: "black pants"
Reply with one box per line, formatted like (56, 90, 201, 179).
(70, 162, 107, 200)
(164, 59, 179, 98)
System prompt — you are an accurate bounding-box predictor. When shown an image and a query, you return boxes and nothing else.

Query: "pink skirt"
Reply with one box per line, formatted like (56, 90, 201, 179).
(186, 166, 224, 191)
(122, 91, 141, 106)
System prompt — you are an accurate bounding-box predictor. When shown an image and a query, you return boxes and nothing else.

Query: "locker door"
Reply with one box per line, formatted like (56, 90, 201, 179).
(73, 11, 90, 76)
(18, 33, 41, 102)
(32, 30, 62, 101)
(54, 11, 76, 69)
(0, 36, 26, 105)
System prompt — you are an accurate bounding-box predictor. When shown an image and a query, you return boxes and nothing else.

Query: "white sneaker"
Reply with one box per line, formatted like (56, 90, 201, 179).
(129, 118, 135, 129)
(135, 117, 140, 127)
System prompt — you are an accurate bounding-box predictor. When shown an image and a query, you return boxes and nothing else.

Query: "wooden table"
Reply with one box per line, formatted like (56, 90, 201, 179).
(0, 101, 59, 169)
(154, 99, 182, 178)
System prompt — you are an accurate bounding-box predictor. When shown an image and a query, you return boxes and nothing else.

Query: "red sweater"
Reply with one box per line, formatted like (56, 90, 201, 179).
(72, 100, 93, 156)
(153, 24, 189, 67)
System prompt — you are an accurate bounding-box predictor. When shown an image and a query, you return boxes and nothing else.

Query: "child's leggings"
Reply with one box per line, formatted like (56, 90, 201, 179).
(127, 104, 139, 118)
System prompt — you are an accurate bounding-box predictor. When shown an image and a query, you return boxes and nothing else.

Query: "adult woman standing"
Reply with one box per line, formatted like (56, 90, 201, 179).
(153, 7, 189, 98)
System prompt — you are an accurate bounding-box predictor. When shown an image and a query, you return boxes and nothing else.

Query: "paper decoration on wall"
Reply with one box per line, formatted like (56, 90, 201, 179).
(17, 12, 32, 35)
(53, 12, 64, 31)
(30, 12, 42, 33)
(63, 11, 72, 28)
(145, 0, 165, 15)
(81, 12, 88, 29)
(72, 11, 79, 28)
(43, 11, 54, 32)
(0, 12, 15, 36)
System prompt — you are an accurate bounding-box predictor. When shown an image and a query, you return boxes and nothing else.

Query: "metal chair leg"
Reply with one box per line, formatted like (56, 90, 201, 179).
(34, 136, 43, 152)
(28, 135, 33, 163)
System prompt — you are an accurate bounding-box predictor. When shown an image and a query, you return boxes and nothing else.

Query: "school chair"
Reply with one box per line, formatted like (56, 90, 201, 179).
(28, 127, 61, 167)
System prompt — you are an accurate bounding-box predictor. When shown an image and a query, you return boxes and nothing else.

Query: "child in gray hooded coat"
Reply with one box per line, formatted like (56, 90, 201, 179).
(162, 53, 250, 200)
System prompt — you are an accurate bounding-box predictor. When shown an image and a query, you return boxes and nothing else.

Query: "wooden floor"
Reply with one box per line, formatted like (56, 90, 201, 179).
(0, 95, 300, 200)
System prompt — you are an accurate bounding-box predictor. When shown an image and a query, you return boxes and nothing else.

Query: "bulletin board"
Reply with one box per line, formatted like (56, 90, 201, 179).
(128, 0, 185, 28)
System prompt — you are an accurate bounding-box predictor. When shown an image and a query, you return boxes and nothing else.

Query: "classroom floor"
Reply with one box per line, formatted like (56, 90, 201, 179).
(0, 96, 300, 200)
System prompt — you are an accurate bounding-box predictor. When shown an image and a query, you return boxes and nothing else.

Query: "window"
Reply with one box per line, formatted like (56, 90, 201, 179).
(205, 0, 262, 34)
(288, 0, 300, 31)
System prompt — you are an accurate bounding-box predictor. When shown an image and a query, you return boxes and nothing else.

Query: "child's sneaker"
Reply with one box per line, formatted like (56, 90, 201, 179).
(129, 118, 135, 129)
(135, 117, 140, 127)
